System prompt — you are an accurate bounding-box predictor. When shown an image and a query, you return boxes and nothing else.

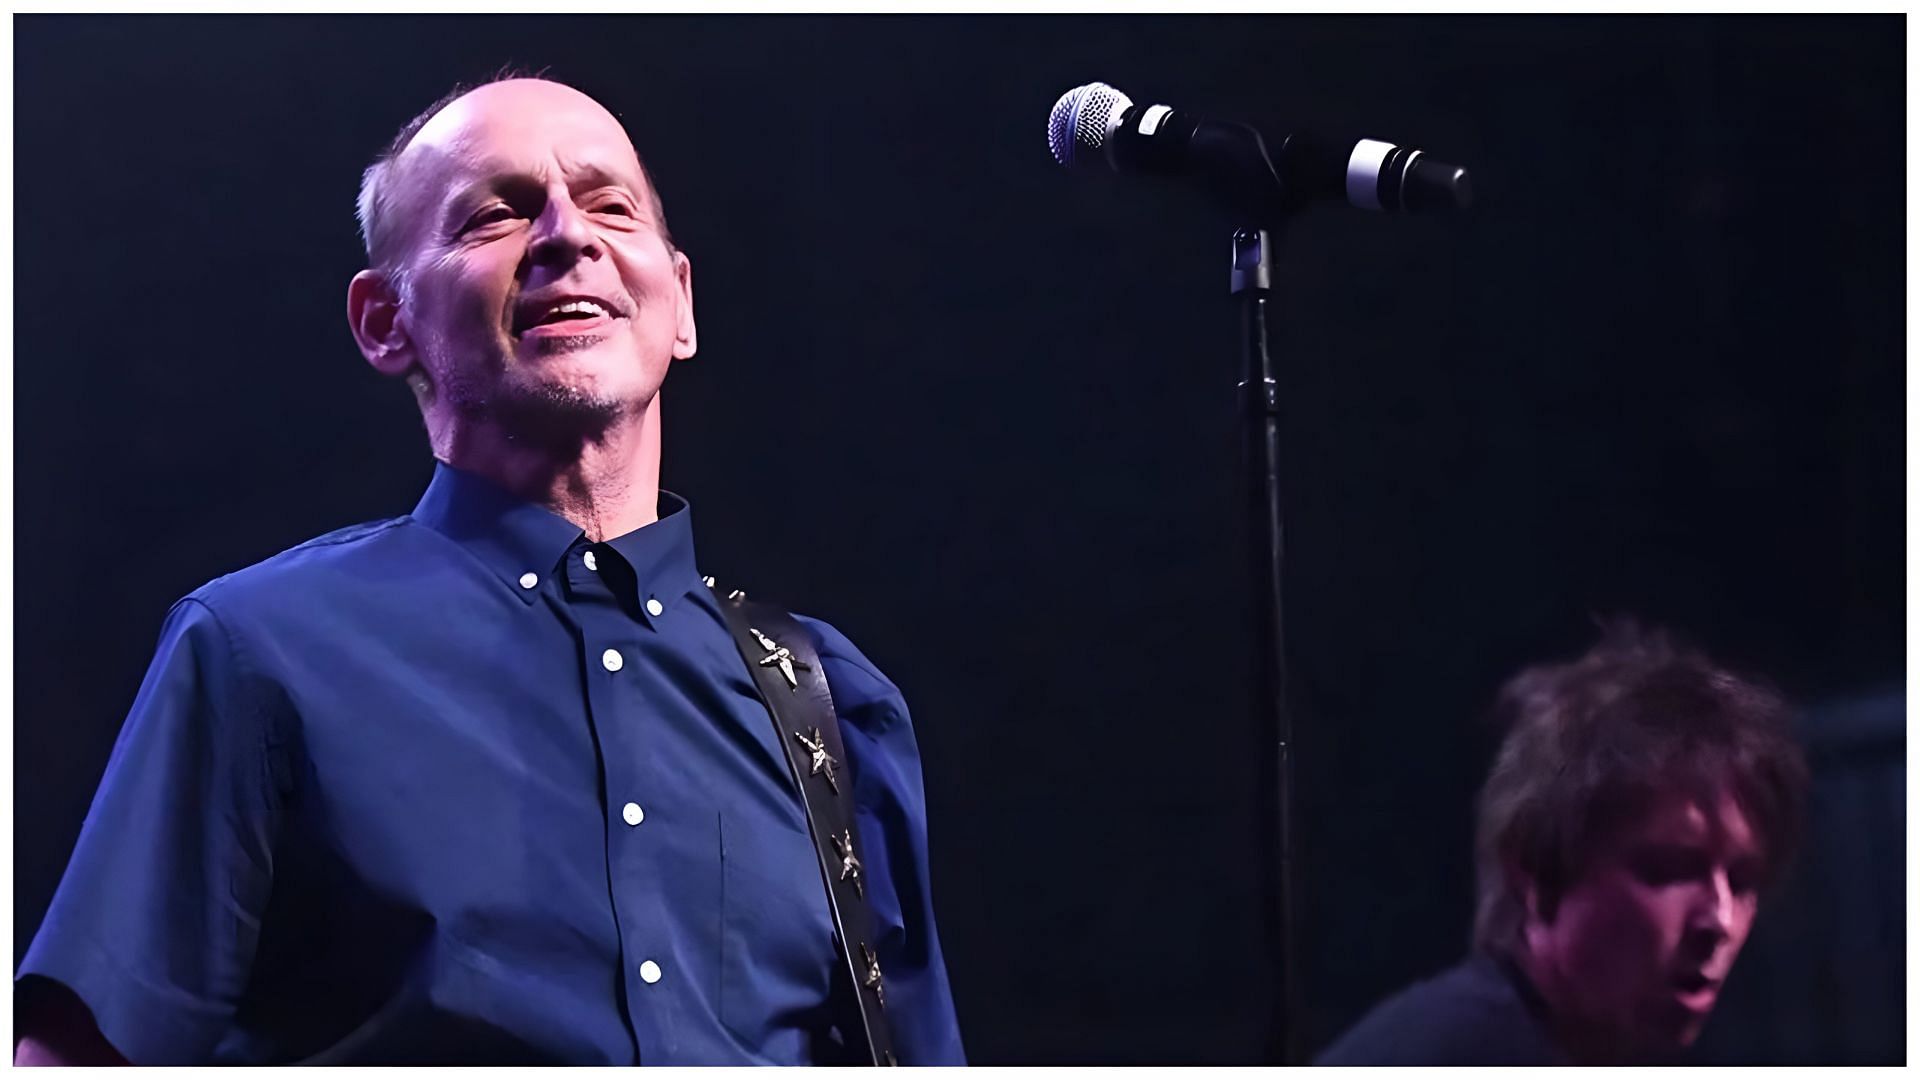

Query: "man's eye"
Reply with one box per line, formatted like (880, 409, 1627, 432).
(594, 202, 634, 217)
(465, 206, 518, 231)
(1634, 863, 1681, 886)
(1631, 851, 1701, 886)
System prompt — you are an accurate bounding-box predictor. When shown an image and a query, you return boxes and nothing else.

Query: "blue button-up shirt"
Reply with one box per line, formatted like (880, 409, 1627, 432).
(20, 463, 965, 1065)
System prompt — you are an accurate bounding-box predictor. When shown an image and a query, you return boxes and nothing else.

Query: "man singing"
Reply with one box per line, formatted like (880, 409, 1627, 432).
(16, 76, 965, 1066)
(1316, 622, 1807, 1065)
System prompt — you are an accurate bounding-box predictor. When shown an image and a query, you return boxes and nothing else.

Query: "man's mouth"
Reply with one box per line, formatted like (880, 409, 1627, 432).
(513, 294, 624, 337)
(1670, 971, 1722, 1012)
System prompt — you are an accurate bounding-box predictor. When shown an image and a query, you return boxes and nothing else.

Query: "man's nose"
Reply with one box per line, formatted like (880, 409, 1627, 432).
(1687, 868, 1736, 940)
(528, 191, 600, 268)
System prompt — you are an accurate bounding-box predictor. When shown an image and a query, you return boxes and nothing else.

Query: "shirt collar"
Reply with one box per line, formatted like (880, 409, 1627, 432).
(410, 461, 703, 609)
(1480, 950, 1559, 1041)
(596, 492, 703, 617)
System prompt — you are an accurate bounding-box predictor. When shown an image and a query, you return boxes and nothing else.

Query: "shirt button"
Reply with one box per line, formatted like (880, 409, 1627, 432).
(639, 960, 663, 985)
(622, 802, 645, 826)
(519, 572, 538, 590)
(583, 550, 598, 571)
(646, 597, 664, 617)
(602, 649, 623, 672)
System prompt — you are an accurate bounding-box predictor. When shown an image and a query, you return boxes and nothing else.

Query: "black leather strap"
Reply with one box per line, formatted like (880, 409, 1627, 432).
(710, 584, 898, 1066)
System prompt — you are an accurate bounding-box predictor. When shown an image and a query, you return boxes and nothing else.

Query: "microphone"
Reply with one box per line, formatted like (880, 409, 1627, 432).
(1047, 81, 1472, 217)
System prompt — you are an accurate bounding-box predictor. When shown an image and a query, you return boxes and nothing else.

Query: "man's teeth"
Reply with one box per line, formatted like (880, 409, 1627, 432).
(533, 299, 606, 320)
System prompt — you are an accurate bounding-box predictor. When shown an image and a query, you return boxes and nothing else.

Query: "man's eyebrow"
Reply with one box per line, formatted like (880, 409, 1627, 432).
(436, 164, 647, 224)
(437, 171, 541, 228)
(566, 164, 629, 189)
(566, 165, 652, 209)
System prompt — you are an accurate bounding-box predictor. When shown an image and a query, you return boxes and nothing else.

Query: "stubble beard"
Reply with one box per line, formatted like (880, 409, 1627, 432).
(432, 335, 643, 453)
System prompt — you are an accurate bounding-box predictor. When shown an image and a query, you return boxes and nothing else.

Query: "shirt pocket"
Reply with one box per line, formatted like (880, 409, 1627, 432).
(717, 812, 838, 1049)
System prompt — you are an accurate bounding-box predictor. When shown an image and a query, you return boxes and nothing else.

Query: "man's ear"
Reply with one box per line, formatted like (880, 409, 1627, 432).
(347, 269, 414, 378)
(669, 248, 697, 361)
(1510, 859, 1555, 925)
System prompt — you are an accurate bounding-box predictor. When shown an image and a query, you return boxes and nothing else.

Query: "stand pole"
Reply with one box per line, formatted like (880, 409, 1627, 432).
(1232, 227, 1299, 1065)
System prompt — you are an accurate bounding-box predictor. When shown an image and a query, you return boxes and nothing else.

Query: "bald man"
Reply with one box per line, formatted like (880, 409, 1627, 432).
(15, 77, 965, 1066)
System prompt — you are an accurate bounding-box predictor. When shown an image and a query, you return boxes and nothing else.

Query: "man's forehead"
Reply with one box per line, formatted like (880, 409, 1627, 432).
(1615, 784, 1761, 855)
(405, 79, 646, 186)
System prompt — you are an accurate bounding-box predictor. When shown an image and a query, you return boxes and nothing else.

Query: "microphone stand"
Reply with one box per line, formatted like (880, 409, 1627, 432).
(1232, 226, 1299, 1066)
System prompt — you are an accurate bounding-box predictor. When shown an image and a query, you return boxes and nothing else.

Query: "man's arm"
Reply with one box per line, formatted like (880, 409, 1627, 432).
(15, 977, 130, 1066)
(799, 614, 968, 1066)
(18, 596, 286, 1065)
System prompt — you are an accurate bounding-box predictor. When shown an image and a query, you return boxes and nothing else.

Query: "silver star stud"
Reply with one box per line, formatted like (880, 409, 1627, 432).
(861, 942, 886, 1009)
(749, 627, 812, 691)
(834, 828, 864, 897)
(792, 726, 840, 793)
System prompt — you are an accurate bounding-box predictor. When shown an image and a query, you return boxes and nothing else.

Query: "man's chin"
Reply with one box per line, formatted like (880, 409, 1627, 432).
(468, 377, 638, 445)
(516, 328, 614, 358)
(514, 380, 629, 417)
(1625, 1004, 1708, 1059)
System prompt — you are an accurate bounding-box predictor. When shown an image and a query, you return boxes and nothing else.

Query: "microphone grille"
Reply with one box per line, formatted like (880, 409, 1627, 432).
(1047, 82, 1133, 170)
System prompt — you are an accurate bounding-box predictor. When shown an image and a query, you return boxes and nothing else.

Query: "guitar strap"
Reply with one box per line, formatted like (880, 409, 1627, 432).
(709, 583, 898, 1067)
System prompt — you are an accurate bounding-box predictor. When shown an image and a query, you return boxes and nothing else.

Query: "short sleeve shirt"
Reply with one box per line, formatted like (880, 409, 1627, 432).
(19, 463, 966, 1066)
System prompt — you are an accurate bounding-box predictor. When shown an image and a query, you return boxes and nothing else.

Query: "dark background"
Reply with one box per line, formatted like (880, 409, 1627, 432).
(14, 14, 1905, 1065)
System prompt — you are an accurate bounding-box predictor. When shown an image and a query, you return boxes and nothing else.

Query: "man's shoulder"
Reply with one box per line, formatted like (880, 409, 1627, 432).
(792, 613, 896, 693)
(186, 516, 420, 614)
(1314, 955, 1561, 1066)
(778, 610, 914, 738)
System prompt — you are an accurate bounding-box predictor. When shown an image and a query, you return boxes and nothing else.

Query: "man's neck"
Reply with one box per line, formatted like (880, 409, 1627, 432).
(434, 395, 665, 542)
(1511, 945, 1635, 1066)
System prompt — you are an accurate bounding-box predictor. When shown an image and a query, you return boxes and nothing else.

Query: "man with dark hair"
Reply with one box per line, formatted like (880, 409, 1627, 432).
(1316, 621, 1808, 1065)
(16, 76, 965, 1066)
